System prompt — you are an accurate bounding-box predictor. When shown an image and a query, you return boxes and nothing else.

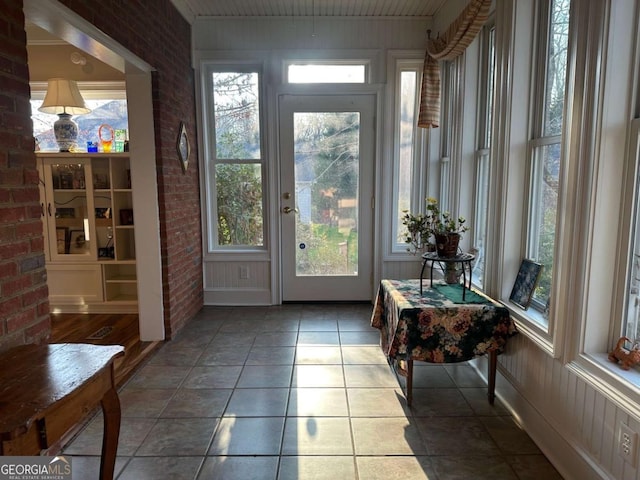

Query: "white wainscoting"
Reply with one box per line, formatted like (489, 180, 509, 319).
(203, 259, 271, 305)
(492, 332, 639, 480)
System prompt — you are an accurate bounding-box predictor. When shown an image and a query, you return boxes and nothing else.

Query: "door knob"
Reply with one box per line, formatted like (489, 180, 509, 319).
(282, 206, 298, 214)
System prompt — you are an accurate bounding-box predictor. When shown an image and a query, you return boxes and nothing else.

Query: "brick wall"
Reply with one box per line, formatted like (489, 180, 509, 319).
(55, 0, 204, 338)
(1, 0, 203, 346)
(0, 2, 50, 349)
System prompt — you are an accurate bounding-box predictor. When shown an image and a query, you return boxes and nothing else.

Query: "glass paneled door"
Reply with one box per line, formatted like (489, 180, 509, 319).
(279, 94, 375, 301)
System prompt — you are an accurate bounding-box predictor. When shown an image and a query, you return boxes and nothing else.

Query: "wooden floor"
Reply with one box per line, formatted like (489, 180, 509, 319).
(49, 313, 160, 386)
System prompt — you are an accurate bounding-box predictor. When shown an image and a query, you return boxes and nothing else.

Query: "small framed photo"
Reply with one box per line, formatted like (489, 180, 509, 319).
(68, 229, 89, 254)
(55, 227, 68, 254)
(509, 259, 543, 310)
(119, 209, 134, 226)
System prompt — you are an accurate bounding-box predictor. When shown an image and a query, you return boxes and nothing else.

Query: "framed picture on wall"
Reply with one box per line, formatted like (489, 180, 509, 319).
(509, 259, 543, 310)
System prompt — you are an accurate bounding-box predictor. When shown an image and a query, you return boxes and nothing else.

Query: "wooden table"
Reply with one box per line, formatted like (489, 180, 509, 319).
(371, 279, 517, 406)
(0, 343, 125, 480)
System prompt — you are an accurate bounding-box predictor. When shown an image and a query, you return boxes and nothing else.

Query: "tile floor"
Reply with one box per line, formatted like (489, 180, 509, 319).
(63, 304, 563, 479)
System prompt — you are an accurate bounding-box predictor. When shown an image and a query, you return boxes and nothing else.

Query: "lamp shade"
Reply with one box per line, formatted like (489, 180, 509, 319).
(38, 78, 90, 115)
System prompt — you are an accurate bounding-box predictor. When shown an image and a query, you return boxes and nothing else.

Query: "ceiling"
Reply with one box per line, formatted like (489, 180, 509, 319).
(25, 24, 124, 83)
(171, 0, 449, 20)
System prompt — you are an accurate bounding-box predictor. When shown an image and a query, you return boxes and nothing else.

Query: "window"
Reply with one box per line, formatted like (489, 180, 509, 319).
(30, 85, 128, 152)
(205, 68, 265, 249)
(525, 0, 570, 324)
(439, 60, 458, 215)
(286, 63, 367, 83)
(624, 120, 640, 344)
(472, 23, 496, 288)
(391, 59, 425, 252)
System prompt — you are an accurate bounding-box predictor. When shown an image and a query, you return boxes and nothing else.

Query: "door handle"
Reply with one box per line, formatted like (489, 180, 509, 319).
(282, 206, 298, 214)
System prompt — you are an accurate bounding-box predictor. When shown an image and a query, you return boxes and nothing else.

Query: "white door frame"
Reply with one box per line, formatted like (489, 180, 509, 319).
(24, 0, 165, 340)
(272, 84, 383, 303)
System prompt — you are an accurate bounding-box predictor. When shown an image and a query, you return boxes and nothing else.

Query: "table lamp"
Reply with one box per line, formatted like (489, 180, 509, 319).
(38, 78, 91, 152)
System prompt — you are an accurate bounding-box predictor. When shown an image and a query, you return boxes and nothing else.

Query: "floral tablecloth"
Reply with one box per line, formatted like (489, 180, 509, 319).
(371, 279, 517, 364)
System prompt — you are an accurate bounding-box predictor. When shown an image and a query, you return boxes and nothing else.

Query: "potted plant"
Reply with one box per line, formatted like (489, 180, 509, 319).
(401, 209, 434, 255)
(402, 197, 470, 257)
(427, 197, 469, 257)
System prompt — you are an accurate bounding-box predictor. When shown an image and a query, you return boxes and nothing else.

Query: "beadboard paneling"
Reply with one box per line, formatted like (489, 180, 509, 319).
(194, 17, 430, 52)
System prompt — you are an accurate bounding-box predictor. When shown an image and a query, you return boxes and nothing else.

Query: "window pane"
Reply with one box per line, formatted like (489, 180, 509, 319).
(212, 72, 261, 159)
(293, 112, 360, 275)
(485, 27, 496, 148)
(624, 126, 640, 343)
(216, 163, 264, 246)
(288, 64, 365, 83)
(626, 240, 640, 343)
(543, 0, 570, 136)
(529, 144, 560, 309)
(396, 71, 417, 245)
(31, 98, 128, 152)
(473, 152, 490, 288)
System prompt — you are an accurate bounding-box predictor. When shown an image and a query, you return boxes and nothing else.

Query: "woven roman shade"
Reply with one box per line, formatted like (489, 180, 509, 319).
(418, 0, 492, 128)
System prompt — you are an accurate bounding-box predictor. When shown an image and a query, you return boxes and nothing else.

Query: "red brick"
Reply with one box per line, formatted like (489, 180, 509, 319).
(0, 296, 22, 317)
(16, 220, 42, 238)
(0, 169, 23, 186)
(2, 272, 32, 296)
(22, 284, 49, 308)
(10, 187, 39, 203)
(0, 206, 25, 222)
(6, 308, 34, 333)
(0, 241, 28, 260)
(25, 317, 51, 344)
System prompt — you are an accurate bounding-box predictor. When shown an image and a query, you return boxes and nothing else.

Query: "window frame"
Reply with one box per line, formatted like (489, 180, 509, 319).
(30, 81, 128, 153)
(285, 61, 369, 84)
(201, 63, 268, 253)
(518, 0, 571, 333)
(388, 56, 428, 255)
(472, 22, 496, 289)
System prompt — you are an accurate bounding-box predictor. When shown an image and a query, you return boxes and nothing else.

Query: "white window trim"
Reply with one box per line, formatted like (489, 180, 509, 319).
(199, 61, 269, 255)
(383, 51, 428, 259)
(472, 21, 496, 289)
(284, 60, 370, 84)
(508, 0, 570, 347)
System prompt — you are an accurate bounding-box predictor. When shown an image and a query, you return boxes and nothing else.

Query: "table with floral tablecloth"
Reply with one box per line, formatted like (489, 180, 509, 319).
(370, 279, 517, 406)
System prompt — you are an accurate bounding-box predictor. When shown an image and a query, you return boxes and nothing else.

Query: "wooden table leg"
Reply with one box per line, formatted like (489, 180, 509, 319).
(406, 359, 413, 407)
(488, 350, 497, 405)
(100, 384, 121, 480)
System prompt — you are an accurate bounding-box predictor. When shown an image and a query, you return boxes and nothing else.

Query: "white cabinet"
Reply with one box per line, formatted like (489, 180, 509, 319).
(38, 153, 137, 313)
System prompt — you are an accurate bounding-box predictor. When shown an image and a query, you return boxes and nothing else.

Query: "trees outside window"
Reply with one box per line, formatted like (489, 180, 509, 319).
(210, 71, 264, 248)
(526, 0, 570, 322)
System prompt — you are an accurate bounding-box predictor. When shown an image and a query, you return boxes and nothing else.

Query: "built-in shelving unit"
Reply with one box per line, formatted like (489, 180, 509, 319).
(38, 153, 137, 313)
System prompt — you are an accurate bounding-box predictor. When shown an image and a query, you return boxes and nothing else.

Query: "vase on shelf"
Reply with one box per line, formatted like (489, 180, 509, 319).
(435, 233, 460, 257)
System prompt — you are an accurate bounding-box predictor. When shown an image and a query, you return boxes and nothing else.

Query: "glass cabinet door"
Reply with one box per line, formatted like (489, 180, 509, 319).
(44, 161, 93, 261)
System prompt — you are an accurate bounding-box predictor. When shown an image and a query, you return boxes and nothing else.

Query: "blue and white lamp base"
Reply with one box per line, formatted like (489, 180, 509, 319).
(54, 113, 79, 152)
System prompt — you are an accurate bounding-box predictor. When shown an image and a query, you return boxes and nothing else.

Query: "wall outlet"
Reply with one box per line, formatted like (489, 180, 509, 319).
(619, 422, 638, 466)
(239, 265, 249, 280)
